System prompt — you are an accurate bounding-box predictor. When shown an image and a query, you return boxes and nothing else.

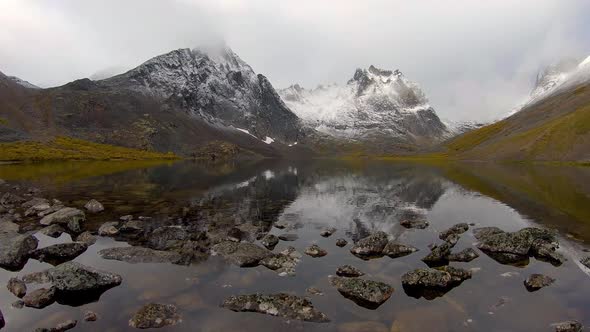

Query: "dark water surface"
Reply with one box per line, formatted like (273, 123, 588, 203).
(1, 160, 590, 331)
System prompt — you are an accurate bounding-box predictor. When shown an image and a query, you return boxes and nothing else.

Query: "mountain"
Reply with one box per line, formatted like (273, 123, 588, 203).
(5, 75, 40, 89)
(444, 56, 590, 162)
(103, 46, 302, 145)
(0, 46, 310, 159)
(278, 65, 449, 152)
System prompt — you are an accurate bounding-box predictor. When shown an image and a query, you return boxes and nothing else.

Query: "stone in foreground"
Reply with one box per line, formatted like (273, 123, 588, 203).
(260, 234, 279, 250)
(329, 276, 393, 309)
(320, 227, 337, 237)
(448, 248, 479, 262)
(129, 303, 182, 329)
(30, 242, 88, 265)
(23, 287, 56, 309)
(524, 274, 555, 292)
(221, 293, 329, 322)
(7, 277, 27, 298)
(350, 231, 389, 259)
(401, 266, 472, 300)
(0, 232, 38, 271)
(211, 241, 271, 267)
(439, 223, 469, 242)
(553, 320, 583, 332)
(84, 311, 98, 322)
(84, 199, 104, 213)
(260, 247, 301, 276)
(39, 207, 85, 232)
(304, 244, 328, 257)
(336, 265, 364, 277)
(336, 238, 348, 247)
(99, 246, 184, 264)
(383, 242, 418, 258)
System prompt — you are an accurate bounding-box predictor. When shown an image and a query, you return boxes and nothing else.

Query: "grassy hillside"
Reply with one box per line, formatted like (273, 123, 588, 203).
(442, 83, 590, 163)
(0, 136, 177, 161)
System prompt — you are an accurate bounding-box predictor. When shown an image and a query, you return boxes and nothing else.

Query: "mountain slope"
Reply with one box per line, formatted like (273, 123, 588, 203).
(0, 47, 311, 159)
(279, 65, 448, 152)
(445, 60, 590, 162)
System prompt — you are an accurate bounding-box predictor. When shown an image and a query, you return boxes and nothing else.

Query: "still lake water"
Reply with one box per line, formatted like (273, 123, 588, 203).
(0, 160, 589, 331)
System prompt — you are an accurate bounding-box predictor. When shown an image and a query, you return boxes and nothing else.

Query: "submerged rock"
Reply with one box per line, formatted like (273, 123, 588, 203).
(553, 320, 583, 332)
(12, 300, 24, 309)
(260, 234, 279, 250)
(329, 276, 394, 309)
(336, 238, 348, 247)
(448, 248, 480, 262)
(524, 274, 555, 292)
(34, 319, 77, 332)
(23, 287, 56, 308)
(98, 222, 119, 236)
(211, 241, 271, 267)
(336, 265, 364, 277)
(39, 207, 85, 233)
(147, 226, 188, 251)
(350, 231, 389, 259)
(320, 227, 337, 237)
(383, 242, 418, 258)
(278, 233, 298, 241)
(129, 303, 181, 329)
(84, 199, 104, 213)
(260, 246, 301, 276)
(0, 232, 38, 271)
(221, 293, 329, 322)
(401, 266, 472, 300)
(306, 287, 323, 296)
(99, 246, 184, 264)
(30, 242, 88, 265)
(7, 277, 27, 298)
(305, 244, 328, 257)
(399, 218, 429, 229)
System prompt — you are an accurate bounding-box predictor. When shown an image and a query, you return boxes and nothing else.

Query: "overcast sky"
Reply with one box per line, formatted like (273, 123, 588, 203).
(1, 0, 589, 122)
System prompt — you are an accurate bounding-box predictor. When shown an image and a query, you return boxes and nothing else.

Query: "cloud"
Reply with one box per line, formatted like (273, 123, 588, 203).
(1, 0, 588, 121)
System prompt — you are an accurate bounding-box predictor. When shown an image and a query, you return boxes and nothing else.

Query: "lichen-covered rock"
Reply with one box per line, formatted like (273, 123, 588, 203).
(401, 266, 471, 299)
(99, 246, 184, 264)
(473, 227, 504, 240)
(129, 303, 181, 329)
(0, 232, 38, 270)
(448, 248, 479, 262)
(260, 234, 279, 250)
(84, 199, 104, 213)
(336, 238, 348, 247)
(98, 222, 119, 236)
(553, 320, 583, 332)
(336, 265, 364, 277)
(524, 274, 555, 292)
(260, 246, 301, 276)
(147, 226, 188, 251)
(305, 244, 327, 257)
(439, 223, 469, 242)
(7, 277, 27, 298)
(211, 241, 271, 267)
(399, 218, 429, 229)
(383, 242, 418, 258)
(421, 242, 453, 266)
(221, 293, 329, 322)
(329, 276, 393, 309)
(75, 231, 97, 245)
(320, 227, 337, 237)
(350, 231, 389, 259)
(39, 207, 85, 232)
(30, 242, 88, 265)
(23, 287, 56, 308)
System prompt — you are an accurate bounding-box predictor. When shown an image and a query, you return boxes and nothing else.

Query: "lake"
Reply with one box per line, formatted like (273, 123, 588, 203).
(0, 160, 589, 331)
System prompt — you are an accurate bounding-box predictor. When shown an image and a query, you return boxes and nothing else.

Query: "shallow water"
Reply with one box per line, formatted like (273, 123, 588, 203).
(1, 160, 590, 331)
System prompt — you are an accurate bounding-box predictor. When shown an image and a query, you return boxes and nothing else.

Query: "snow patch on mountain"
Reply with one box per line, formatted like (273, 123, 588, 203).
(279, 65, 448, 143)
(7, 76, 40, 89)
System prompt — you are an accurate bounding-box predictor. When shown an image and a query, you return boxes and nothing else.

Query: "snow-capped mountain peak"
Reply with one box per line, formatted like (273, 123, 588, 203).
(278, 65, 447, 145)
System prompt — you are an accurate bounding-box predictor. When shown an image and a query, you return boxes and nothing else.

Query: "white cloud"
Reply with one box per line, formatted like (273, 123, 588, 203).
(1, 0, 588, 121)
